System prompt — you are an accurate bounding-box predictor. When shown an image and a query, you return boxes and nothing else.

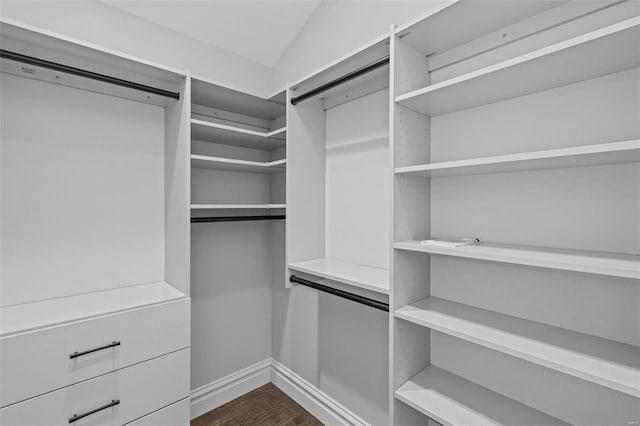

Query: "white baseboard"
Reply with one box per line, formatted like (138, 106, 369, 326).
(190, 358, 369, 425)
(189, 358, 271, 420)
(270, 358, 369, 426)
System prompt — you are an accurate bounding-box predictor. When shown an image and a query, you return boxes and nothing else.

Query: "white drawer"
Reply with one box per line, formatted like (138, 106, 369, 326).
(0, 348, 189, 426)
(126, 398, 189, 426)
(1, 298, 189, 407)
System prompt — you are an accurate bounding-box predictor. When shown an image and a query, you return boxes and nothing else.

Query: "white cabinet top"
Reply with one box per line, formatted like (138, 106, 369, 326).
(1, 282, 186, 337)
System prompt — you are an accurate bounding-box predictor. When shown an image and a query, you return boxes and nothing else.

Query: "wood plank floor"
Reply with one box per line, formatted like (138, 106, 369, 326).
(191, 383, 323, 426)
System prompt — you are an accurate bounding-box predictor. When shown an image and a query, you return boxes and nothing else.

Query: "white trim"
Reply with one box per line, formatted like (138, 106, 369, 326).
(189, 359, 371, 425)
(270, 359, 369, 426)
(189, 359, 271, 420)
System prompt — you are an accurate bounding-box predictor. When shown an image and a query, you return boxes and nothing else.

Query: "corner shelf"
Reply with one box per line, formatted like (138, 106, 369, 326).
(191, 155, 286, 173)
(288, 258, 389, 294)
(394, 240, 640, 279)
(395, 140, 640, 177)
(191, 119, 286, 149)
(395, 365, 569, 426)
(190, 204, 286, 210)
(395, 297, 640, 397)
(396, 17, 640, 116)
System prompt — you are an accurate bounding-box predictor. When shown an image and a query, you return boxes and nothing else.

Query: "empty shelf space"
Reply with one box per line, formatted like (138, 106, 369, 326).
(191, 155, 286, 173)
(191, 78, 285, 121)
(191, 119, 286, 149)
(288, 258, 389, 294)
(395, 365, 569, 426)
(395, 297, 640, 397)
(394, 240, 640, 279)
(395, 140, 640, 177)
(191, 204, 286, 210)
(1, 281, 186, 337)
(396, 17, 640, 116)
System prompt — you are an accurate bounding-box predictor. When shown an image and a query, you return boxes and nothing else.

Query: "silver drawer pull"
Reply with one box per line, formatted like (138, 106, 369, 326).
(69, 341, 121, 359)
(68, 399, 120, 423)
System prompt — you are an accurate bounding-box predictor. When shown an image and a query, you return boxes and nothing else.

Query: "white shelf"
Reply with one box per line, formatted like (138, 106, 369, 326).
(191, 119, 286, 149)
(395, 140, 640, 177)
(190, 204, 286, 210)
(288, 258, 389, 294)
(394, 240, 640, 280)
(394, 2, 561, 58)
(0, 282, 186, 337)
(191, 155, 286, 173)
(396, 18, 640, 116)
(395, 365, 569, 426)
(191, 77, 285, 121)
(395, 297, 640, 398)
(267, 126, 286, 139)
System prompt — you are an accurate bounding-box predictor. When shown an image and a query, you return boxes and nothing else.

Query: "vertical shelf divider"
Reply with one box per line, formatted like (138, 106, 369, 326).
(390, 28, 435, 426)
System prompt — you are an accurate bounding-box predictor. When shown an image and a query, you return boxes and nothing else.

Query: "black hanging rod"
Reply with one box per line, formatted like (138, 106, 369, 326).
(289, 275, 389, 312)
(191, 215, 286, 223)
(0, 49, 180, 100)
(290, 55, 390, 106)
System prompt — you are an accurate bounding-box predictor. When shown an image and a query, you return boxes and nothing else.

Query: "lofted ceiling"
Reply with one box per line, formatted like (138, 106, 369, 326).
(103, 0, 322, 67)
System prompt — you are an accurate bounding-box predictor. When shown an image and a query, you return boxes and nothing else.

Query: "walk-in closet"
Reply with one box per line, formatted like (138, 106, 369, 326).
(1, 1, 638, 425)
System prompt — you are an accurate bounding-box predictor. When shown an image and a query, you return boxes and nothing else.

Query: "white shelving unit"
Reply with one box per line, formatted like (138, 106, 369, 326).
(395, 140, 640, 177)
(190, 77, 286, 211)
(390, 2, 640, 425)
(0, 19, 191, 304)
(0, 19, 191, 425)
(287, 36, 391, 297)
(288, 258, 389, 294)
(396, 17, 640, 116)
(188, 78, 287, 421)
(284, 35, 392, 426)
(394, 240, 640, 279)
(5, 5, 639, 426)
(395, 365, 569, 426)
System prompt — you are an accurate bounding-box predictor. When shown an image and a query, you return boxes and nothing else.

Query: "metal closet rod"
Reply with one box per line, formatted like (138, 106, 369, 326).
(290, 55, 390, 106)
(289, 275, 389, 312)
(0, 49, 180, 100)
(191, 215, 286, 223)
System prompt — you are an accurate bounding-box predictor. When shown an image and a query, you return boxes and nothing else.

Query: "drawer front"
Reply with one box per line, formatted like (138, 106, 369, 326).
(0, 348, 189, 426)
(1, 298, 189, 407)
(126, 398, 189, 426)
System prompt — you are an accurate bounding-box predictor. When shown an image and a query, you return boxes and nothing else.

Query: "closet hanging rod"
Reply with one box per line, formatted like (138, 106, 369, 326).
(289, 275, 389, 312)
(290, 55, 390, 105)
(191, 215, 286, 223)
(0, 49, 180, 100)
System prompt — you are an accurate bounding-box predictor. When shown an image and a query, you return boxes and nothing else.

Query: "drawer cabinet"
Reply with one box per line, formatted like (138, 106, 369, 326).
(0, 348, 189, 426)
(1, 298, 190, 407)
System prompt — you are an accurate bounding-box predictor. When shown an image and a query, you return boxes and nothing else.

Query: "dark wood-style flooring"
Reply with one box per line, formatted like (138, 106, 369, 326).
(191, 383, 323, 426)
